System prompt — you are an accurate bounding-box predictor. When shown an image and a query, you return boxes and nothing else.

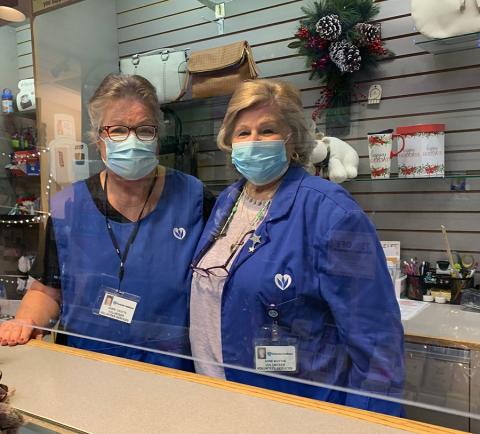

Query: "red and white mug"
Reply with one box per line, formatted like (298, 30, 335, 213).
(367, 129, 405, 179)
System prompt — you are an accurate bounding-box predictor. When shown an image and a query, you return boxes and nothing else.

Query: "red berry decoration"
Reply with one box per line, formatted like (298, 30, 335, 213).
(368, 39, 387, 55)
(312, 56, 329, 70)
(295, 26, 310, 40)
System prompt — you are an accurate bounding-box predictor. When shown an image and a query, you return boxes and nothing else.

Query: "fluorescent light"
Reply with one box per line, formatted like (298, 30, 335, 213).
(0, 6, 26, 22)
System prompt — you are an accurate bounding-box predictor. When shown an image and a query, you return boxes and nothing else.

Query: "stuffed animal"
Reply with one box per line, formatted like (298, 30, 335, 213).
(0, 403, 23, 433)
(310, 134, 359, 183)
(0, 371, 23, 433)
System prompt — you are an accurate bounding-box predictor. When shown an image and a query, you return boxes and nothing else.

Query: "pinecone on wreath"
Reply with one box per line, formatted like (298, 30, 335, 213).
(329, 40, 362, 73)
(354, 22, 381, 45)
(315, 14, 342, 41)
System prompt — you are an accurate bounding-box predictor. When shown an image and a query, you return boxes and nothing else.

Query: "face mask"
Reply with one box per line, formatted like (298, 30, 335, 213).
(231, 140, 289, 186)
(102, 134, 158, 181)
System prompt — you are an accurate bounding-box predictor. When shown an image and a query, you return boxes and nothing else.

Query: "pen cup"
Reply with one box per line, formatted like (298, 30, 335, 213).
(407, 275, 424, 301)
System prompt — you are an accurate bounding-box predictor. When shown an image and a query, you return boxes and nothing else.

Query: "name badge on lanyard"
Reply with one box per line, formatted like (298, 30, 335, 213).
(93, 170, 156, 324)
(254, 305, 298, 373)
(97, 287, 139, 324)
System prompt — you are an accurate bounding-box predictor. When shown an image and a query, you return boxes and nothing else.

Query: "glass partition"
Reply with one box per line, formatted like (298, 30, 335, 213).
(1, 0, 479, 432)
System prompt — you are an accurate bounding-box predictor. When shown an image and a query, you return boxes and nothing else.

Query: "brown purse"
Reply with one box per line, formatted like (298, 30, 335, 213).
(187, 40, 259, 99)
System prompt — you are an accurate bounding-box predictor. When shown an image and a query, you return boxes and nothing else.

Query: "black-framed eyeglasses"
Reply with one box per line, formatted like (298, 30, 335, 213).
(191, 230, 254, 278)
(99, 125, 158, 142)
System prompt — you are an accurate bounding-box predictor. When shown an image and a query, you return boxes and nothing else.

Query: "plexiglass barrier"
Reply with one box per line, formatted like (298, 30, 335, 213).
(1, 0, 480, 432)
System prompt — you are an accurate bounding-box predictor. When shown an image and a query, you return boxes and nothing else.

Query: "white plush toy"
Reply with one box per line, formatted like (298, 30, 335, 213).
(310, 134, 359, 183)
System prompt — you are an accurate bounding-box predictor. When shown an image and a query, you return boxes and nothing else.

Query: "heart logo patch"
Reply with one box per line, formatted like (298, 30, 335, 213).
(274, 273, 292, 291)
(173, 227, 186, 240)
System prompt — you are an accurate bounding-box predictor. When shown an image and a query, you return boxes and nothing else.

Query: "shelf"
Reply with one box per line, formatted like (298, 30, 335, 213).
(8, 173, 41, 178)
(0, 110, 36, 120)
(346, 171, 480, 183)
(161, 94, 231, 111)
(415, 32, 480, 55)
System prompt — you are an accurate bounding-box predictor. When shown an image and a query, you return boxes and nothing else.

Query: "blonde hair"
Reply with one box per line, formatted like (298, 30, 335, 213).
(217, 79, 315, 166)
(87, 73, 162, 143)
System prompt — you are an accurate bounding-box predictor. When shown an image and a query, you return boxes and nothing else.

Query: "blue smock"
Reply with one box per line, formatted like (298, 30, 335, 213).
(51, 169, 204, 370)
(192, 166, 405, 415)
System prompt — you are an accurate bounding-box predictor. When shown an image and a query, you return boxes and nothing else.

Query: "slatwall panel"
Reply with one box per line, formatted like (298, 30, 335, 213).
(16, 23, 33, 80)
(116, 0, 480, 270)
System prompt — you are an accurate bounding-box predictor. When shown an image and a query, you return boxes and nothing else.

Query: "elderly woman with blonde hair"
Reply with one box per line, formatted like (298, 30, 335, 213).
(0, 74, 213, 370)
(189, 78, 404, 415)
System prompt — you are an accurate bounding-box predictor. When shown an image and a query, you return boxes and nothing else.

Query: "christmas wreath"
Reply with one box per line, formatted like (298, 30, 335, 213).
(288, 0, 393, 135)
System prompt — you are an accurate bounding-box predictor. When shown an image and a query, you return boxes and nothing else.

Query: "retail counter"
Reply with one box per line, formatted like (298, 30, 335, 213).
(402, 303, 480, 432)
(403, 303, 480, 350)
(0, 341, 462, 434)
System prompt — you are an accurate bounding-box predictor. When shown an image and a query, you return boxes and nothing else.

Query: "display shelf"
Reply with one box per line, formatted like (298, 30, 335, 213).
(0, 110, 36, 120)
(415, 32, 480, 55)
(161, 94, 231, 111)
(7, 173, 41, 178)
(203, 172, 480, 191)
(346, 171, 480, 183)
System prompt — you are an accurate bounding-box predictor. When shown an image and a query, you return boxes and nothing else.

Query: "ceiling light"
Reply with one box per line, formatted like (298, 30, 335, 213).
(0, 2, 26, 22)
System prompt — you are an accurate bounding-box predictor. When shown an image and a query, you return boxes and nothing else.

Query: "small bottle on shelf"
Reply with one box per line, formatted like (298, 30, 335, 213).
(1, 89, 14, 113)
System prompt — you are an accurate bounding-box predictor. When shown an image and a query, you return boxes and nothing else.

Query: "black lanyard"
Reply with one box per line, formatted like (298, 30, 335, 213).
(104, 169, 157, 288)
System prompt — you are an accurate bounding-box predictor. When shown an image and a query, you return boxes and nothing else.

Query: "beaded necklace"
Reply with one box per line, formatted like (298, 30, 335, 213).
(216, 188, 272, 253)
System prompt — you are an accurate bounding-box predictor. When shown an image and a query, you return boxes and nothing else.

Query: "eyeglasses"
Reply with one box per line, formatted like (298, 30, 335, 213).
(99, 125, 158, 142)
(191, 230, 254, 278)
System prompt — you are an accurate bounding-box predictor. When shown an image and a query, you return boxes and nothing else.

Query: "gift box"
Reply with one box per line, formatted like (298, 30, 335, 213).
(396, 124, 445, 178)
(12, 151, 40, 176)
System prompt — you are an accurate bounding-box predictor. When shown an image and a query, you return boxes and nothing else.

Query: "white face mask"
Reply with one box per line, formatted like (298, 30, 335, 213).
(102, 135, 158, 180)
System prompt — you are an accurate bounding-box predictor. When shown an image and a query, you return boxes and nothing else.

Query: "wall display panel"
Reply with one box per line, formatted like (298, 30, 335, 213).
(114, 0, 480, 270)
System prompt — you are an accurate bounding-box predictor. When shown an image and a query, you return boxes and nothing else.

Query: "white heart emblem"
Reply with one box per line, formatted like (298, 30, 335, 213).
(274, 273, 292, 291)
(173, 227, 186, 240)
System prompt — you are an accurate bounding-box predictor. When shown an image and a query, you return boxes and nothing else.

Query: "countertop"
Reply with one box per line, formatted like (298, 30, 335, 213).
(403, 303, 480, 350)
(0, 341, 464, 434)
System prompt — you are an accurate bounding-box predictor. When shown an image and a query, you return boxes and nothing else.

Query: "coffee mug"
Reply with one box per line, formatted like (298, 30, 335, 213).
(367, 129, 405, 179)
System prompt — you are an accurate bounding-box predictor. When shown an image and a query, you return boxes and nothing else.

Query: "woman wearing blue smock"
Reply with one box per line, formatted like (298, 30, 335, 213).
(0, 74, 210, 370)
(189, 79, 404, 415)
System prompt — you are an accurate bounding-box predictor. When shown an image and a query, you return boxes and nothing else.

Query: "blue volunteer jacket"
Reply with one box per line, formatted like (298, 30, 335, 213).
(51, 169, 204, 370)
(192, 165, 405, 415)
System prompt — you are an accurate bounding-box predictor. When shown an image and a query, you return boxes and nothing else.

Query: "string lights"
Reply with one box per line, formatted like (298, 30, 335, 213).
(0, 146, 51, 159)
(0, 277, 18, 285)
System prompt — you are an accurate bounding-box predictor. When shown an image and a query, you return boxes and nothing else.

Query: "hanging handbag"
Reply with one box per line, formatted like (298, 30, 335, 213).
(159, 108, 198, 176)
(411, 0, 480, 39)
(120, 48, 188, 103)
(187, 40, 259, 99)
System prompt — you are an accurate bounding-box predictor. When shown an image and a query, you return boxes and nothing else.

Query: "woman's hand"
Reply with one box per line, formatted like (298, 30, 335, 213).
(0, 280, 60, 347)
(0, 318, 43, 346)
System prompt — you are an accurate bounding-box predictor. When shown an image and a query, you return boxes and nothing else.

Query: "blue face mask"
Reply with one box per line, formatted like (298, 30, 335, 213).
(231, 140, 289, 186)
(102, 135, 158, 181)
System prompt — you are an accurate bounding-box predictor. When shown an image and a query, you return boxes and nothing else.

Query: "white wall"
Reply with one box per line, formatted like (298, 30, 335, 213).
(115, 0, 480, 268)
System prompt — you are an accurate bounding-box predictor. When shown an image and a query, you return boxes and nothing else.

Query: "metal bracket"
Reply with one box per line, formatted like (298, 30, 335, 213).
(201, 15, 224, 35)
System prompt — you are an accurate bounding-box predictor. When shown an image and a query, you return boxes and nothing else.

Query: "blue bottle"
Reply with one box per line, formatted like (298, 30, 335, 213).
(2, 89, 14, 113)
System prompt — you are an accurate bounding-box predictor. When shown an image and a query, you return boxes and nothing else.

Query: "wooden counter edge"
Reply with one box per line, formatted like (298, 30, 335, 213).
(25, 340, 466, 434)
(405, 333, 480, 351)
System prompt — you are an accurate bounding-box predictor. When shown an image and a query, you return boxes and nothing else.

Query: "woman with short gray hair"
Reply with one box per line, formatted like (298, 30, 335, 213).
(0, 74, 213, 371)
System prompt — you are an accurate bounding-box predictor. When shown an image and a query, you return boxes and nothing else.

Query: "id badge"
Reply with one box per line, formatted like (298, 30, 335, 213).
(254, 342, 298, 373)
(93, 285, 140, 324)
(254, 323, 298, 373)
